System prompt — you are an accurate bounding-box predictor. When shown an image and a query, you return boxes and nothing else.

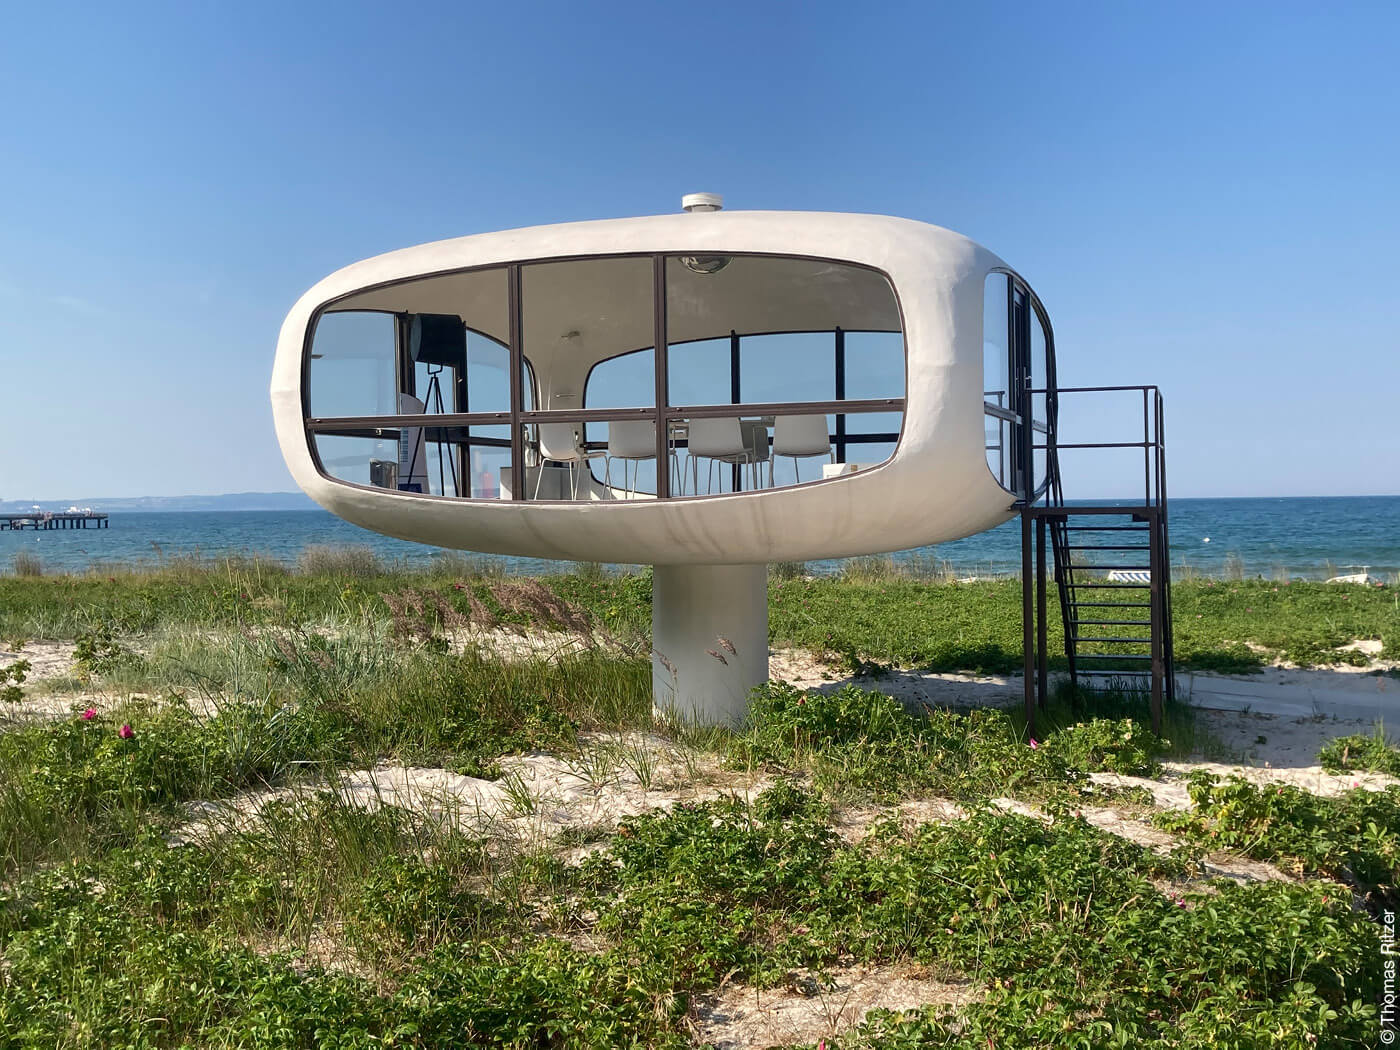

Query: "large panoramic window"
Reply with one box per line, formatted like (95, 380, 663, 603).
(305, 254, 905, 501)
(662, 255, 904, 495)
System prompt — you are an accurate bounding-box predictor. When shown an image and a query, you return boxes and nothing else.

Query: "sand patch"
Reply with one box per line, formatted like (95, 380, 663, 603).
(829, 796, 968, 844)
(769, 647, 1020, 710)
(0, 641, 115, 725)
(0, 640, 77, 682)
(692, 965, 975, 1050)
(174, 732, 768, 847)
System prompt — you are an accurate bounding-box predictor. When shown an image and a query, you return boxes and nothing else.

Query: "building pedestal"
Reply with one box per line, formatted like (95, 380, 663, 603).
(651, 563, 769, 726)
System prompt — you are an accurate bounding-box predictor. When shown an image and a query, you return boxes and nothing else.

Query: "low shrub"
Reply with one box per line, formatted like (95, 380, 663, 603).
(1319, 729, 1400, 776)
(72, 624, 142, 677)
(1037, 716, 1168, 776)
(0, 659, 29, 704)
(735, 682, 1165, 801)
(1155, 773, 1400, 901)
(9, 552, 42, 578)
(296, 544, 383, 578)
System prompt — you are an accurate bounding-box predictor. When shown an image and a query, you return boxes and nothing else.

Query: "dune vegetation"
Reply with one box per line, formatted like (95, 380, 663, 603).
(0, 553, 1391, 1047)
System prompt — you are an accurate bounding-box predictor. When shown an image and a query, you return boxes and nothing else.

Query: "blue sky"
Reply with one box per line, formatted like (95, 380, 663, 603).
(1, 1, 1395, 500)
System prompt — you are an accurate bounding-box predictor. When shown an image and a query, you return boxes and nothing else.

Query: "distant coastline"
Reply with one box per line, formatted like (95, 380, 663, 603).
(0, 492, 319, 514)
(1, 496, 1398, 580)
(3, 492, 1397, 517)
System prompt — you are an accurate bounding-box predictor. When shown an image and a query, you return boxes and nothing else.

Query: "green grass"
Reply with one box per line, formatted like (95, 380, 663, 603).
(3, 561, 1395, 674)
(0, 564, 1392, 1046)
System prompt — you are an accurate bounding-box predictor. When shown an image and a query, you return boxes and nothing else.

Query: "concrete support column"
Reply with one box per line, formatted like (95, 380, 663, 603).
(651, 563, 769, 726)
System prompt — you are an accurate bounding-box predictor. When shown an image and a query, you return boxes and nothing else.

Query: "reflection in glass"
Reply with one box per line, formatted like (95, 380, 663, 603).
(1031, 311, 1048, 426)
(986, 415, 1008, 488)
(309, 312, 396, 418)
(523, 256, 654, 411)
(314, 434, 400, 488)
(984, 273, 1009, 410)
(464, 425, 514, 499)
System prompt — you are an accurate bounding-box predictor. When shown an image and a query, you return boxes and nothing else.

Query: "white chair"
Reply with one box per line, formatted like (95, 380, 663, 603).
(532, 422, 604, 500)
(771, 414, 834, 484)
(741, 420, 770, 488)
(687, 417, 752, 494)
(604, 420, 656, 499)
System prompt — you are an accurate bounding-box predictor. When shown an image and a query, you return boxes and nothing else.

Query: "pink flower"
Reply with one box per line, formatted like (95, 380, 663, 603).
(1029, 738, 1039, 750)
(118, 724, 133, 739)
(82, 708, 97, 721)
(1174, 896, 1187, 908)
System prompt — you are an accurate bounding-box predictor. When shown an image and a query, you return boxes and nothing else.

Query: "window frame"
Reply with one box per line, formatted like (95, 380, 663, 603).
(303, 252, 909, 503)
(983, 267, 1058, 501)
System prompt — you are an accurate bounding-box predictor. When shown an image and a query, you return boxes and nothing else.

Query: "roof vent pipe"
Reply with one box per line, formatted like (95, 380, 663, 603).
(680, 193, 730, 274)
(681, 192, 723, 213)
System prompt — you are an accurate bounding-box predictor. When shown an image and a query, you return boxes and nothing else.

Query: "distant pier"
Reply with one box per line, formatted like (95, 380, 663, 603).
(0, 511, 109, 531)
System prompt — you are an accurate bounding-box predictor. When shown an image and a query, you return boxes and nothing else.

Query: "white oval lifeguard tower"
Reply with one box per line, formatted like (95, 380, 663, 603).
(272, 196, 1174, 728)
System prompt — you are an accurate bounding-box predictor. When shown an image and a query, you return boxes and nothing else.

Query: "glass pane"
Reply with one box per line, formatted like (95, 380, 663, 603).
(667, 337, 733, 407)
(414, 360, 460, 416)
(466, 332, 511, 413)
(464, 425, 514, 499)
(314, 434, 400, 488)
(664, 255, 902, 494)
(1031, 309, 1049, 426)
(985, 414, 1007, 488)
(308, 311, 396, 418)
(523, 256, 654, 410)
(842, 331, 904, 400)
(984, 273, 1010, 411)
(739, 332, 836, 405)
(668, 414, 773, 495)
(841, 411, 904, 438)
(667, 255, 901, 406)
(585, 418, 660, 499)
(585, 350, 657, 409)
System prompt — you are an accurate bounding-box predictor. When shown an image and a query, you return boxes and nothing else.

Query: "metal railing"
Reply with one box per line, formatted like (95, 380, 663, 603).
(1020, 384, 1174, 736)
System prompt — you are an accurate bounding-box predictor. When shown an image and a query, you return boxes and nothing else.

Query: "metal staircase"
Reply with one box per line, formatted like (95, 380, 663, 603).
(1020, 386, 1174, 734)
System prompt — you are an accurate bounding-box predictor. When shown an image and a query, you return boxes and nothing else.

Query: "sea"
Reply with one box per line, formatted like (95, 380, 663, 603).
(2, 496, 1398, 581)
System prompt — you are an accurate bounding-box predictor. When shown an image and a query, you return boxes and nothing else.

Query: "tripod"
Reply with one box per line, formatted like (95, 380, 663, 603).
(421, 364, 461, 498)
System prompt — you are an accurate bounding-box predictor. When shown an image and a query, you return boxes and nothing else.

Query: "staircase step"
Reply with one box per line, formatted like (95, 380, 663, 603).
(1073, 653, 1154, 662)
(1065, 545, 1150, 552)
(1063, 525, 1150, 532)
(1061, 582, 1151, 589)
(1074, 619, 1153, 626)
(1072, 601, 1153, 608)
(1072, 634, 1152, 643)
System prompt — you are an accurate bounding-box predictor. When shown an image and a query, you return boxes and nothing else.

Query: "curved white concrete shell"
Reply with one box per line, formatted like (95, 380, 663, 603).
(271, 211, 1024, 566)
